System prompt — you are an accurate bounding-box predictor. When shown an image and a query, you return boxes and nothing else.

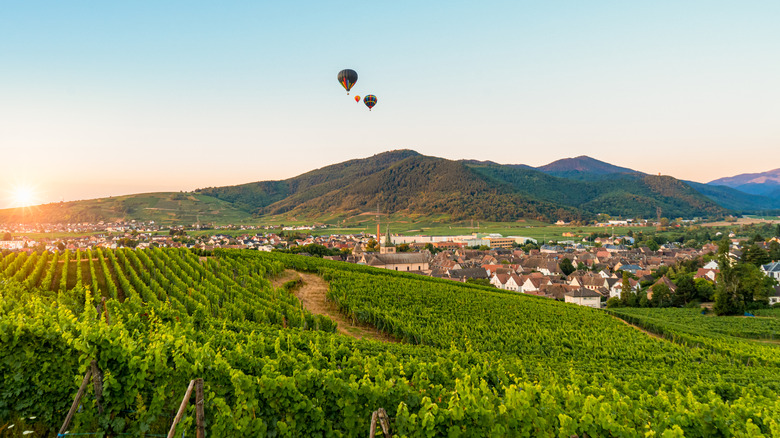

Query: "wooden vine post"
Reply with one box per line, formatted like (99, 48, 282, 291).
(59, 360, 103, 436)
(369, 407, 391, 438)
(101, 296, 110, 325)
(91, 361, 104, 414)
(168, 378, 206, 438)
(195, 378, 205, 438)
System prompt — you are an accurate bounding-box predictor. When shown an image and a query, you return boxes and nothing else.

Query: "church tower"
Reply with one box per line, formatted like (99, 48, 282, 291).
(380, 223, 396, 254)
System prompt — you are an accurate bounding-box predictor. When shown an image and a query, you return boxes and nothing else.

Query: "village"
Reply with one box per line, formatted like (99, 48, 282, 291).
(2, 218, 779, 309)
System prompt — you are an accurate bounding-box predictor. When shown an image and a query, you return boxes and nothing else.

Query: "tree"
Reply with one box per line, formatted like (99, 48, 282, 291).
(396, 243, 411, 253)
(366, 239, 380, 252)
(620, 272, 632, 306)
(2, 232, 11, 241)
(712, 255, 774, 315)
(694, 278, 715, 302)
(717, 237, 730, 255)
(673, 274, 697, 306)
(650, 283, 672, 307)
(559, 258, 575, 276)
(768, 240, 780, 262)
(606, 297, 622, 308)
(645, 240, 660, 251)
(743, 244, 770, 267)
(576, 262, 588, 271)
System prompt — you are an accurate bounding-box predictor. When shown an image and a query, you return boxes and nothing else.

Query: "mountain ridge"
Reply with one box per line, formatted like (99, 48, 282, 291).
(0, 150, 754, 225)
(708, 168, 780, 199)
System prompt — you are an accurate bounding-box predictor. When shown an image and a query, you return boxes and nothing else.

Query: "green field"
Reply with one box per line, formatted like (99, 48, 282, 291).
(610, 307, 780, 341)
(2, 249, 779, 436)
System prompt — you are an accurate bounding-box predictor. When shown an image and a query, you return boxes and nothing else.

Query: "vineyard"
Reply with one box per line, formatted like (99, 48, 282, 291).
(0, 249, 779, 436)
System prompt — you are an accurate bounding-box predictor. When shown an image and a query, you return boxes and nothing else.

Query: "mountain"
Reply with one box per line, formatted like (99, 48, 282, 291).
(536, 156, 642, 180)
(468, 162, 725, 219)
(535, 155, 778, 212)
(0, 150, 732, 225)
(683, 181, 780, 211)
(708, 168, 780, 199)
(197, 150, 725, 221)
(199, 151, 583, 222)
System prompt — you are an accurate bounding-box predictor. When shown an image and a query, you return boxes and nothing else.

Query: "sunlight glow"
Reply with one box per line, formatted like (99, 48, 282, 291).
(10, 185, 37, 208)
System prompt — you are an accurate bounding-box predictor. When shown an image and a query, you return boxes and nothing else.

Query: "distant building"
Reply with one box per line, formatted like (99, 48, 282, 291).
(564, 288, 602, 308)
(0, 241, 24, 250)
(359, 253, 429, 272)
(761, 261, 780, 281)
(694, 268, 720, 282)
(487, 237, 515, 249)
(770, 286, 780, 306)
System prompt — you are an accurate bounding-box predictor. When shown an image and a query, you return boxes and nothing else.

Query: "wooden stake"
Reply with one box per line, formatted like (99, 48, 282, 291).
(102, 296, 110, 325)
(369, 408, 391, 438)
(369, 410, 378, 438)
(58, 367, 93, 436)
(168, 380, 195, 438)
(195, 378, 205, 438)
(91, 360, 104, 414)
(377, 408, 391, 438)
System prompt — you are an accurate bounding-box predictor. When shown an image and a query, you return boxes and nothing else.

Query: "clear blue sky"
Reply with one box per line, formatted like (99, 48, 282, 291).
(1, 1, 778, 206)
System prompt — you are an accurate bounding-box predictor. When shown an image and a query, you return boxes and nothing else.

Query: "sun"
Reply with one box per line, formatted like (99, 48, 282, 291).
(11, 185, 37, 208)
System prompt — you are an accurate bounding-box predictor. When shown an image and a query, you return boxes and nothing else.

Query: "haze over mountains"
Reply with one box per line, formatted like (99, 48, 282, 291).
(2, 150, 778, 225)
(709, 168, 780, 200)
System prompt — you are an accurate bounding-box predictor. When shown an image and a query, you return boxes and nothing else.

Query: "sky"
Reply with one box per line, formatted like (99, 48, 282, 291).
(1, 1, 779, 207)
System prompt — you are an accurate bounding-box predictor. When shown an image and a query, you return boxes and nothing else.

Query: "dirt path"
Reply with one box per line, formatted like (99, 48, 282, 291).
(610, 314, 665, 340)
(275, 269, 399, 343)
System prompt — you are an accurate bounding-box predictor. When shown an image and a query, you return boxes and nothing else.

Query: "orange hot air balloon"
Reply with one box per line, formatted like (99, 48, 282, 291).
(354, 95, 361, 103)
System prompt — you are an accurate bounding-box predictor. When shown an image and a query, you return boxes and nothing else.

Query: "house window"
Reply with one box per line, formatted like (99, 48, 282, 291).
(395, 267, 398, 270)
(407, 266, 410, 271)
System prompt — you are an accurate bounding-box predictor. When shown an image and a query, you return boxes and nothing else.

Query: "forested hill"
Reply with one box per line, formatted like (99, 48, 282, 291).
(0, 150, 732, 224)
(536, 155, 642, 180)
(198, 151, 582, 222)
(197, 150, 726, 221)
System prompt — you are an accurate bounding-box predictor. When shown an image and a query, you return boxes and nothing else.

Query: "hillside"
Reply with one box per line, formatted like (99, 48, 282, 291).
(467, 162, 726, 218)
(2, 249, 778, 435)
(533, 155, 775, 212)
(0, 150, 735, 225)
(0, 192, 252, 225)
(684, 180, 780, 211)
(709, 168, 780, 199)
(536, 155, 642, 180)
(201, 150, 725, 221)
(258, 154, 582, 222)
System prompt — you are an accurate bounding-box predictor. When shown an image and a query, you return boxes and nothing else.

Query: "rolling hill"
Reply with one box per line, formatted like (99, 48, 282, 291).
(0, 192, 253, 225)
(0, 150, 738, 225)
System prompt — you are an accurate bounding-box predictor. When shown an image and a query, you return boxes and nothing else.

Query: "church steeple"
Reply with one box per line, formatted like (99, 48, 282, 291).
(380, 222, 395, 254)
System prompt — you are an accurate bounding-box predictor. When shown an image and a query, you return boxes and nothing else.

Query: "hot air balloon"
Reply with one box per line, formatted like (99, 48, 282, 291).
(354, 95, 361, 103)
(363, 94, 377, 111)
(337, 69, 358, 94)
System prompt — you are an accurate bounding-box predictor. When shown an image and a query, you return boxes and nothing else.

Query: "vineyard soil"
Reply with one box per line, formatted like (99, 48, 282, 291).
(287, 270, 399, 343)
